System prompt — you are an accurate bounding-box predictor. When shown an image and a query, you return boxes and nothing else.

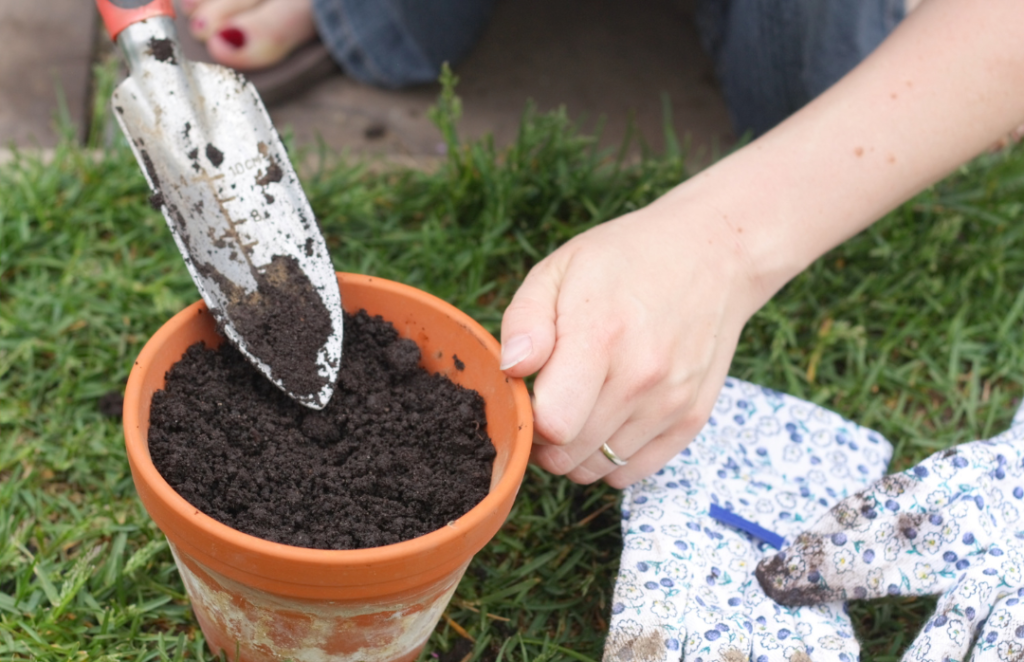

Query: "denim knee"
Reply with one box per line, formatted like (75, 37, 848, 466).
(312, 0, 498, 89)
(696, 0, 906, 136)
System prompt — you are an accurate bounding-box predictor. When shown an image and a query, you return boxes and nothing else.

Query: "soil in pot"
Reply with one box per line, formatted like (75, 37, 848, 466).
(147, 308, 496, 551)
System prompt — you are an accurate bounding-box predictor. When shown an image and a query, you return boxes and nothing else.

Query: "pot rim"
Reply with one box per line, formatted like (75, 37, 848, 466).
(124, 272, 533, 571)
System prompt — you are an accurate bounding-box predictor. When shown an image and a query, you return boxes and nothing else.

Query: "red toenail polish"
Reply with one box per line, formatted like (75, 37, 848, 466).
(219, 28, 246, 48)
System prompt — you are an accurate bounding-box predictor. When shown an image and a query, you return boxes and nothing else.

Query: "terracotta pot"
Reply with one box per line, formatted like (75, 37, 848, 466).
(123, 273, 533, 662)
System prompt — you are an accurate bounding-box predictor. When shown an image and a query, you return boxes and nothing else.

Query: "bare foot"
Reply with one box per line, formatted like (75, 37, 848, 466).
(179, 0, 317, 71)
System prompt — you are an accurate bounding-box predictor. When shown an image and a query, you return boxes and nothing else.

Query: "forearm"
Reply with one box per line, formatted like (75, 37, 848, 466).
(499, 0, 1024, 485)
(662, 0, 1024, 309)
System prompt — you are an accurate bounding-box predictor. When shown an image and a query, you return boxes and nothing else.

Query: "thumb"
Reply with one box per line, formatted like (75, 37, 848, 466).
(499, 257, 562, 378)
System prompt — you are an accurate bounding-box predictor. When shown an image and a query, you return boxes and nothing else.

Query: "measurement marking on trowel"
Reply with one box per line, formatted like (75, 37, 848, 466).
(189, 168, 266, 276)
(227, 155, 268, 177)
(211, 207, 261, 253)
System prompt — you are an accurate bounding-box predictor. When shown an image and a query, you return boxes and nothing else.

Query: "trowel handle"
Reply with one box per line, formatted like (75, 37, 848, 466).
(96, 0, 176, 41)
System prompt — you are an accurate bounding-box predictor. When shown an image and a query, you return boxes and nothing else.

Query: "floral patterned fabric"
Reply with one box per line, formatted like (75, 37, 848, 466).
(757, 419, 1024, 662)
(604, 377, 894, 662)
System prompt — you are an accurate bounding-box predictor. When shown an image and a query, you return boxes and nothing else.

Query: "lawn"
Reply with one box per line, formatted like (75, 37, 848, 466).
(2, 68, 1024, 661)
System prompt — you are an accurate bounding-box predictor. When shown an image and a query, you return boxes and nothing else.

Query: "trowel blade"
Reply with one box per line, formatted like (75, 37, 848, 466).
(113, 19, 342, 409)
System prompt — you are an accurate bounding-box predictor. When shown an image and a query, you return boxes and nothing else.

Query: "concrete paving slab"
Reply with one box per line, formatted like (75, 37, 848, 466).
(0, 0, 734, 167)
(0, 0, 97, 147)
(270, 0, 735, 164)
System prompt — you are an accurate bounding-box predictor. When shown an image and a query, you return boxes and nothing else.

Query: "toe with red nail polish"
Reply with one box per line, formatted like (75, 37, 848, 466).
(186, 0, 318, 70)
(218, 27, 246, 48)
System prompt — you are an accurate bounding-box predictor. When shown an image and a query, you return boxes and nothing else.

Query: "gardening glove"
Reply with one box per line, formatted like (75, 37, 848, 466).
(755, 421, 1024, 662)
(603, 377, 894, 662)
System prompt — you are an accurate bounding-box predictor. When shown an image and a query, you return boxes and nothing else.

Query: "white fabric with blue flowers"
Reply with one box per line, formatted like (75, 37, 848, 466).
(756, 408, 1024, 662)
(603, 377, 894, 662)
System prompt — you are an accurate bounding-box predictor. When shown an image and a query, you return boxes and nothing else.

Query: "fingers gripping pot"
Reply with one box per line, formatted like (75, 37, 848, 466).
(124, 273, 533, 662)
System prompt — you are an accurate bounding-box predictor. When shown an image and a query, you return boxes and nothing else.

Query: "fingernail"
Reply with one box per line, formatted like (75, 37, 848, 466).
(499, 335, 532, 371)
(190, 17, 206, 33)
(219, 27, 246, 48)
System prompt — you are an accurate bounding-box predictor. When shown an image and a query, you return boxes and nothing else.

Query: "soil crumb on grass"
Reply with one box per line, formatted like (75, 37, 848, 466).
(98, 391, 124, 418)
(148, 309, 496, 550)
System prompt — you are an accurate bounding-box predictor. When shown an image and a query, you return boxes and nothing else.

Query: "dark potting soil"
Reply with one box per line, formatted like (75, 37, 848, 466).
(148, 309, 496, 550)
(201, 254, 334, 400)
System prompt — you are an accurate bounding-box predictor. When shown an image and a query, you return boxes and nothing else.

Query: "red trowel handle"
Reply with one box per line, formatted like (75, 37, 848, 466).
(96, 0, 176, 41)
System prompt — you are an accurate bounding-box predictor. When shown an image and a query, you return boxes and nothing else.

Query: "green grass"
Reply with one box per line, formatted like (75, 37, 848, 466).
(2, 63, 1024, 661)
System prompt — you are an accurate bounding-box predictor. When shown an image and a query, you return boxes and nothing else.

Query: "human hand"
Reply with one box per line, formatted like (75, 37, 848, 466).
(499, 187, 782, 487)
(604, 378, 892, 661)
(499, 0, 1024, 489)
(755, 423, 1024, 662)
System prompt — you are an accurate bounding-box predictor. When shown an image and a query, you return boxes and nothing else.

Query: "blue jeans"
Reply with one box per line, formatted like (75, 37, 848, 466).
(695, 0, 905, 136)
(311, 0, 498, 90)
(312, 0, 906, 136)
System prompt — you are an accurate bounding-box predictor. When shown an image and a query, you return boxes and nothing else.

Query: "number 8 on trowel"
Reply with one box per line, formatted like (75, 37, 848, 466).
(96, 0, 344, 410)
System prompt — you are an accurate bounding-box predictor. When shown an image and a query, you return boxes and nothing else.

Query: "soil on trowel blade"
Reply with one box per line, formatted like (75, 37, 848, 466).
(209, 254, 334, 399)
(148, 309, 496, 550)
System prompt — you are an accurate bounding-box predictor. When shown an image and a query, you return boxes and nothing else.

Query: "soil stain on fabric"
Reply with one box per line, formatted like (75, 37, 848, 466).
(603, 626, 665, 662)
(148, 309, 496, 550)
(897, 512, 925, 541)
(755, 543, 838, 606)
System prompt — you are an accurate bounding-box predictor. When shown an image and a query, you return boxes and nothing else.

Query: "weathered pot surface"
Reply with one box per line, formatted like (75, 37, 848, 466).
(124, 272, 533, 662)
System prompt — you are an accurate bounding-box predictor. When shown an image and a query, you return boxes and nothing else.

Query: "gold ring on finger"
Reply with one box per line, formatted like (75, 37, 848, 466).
(600, 443, 628, 467)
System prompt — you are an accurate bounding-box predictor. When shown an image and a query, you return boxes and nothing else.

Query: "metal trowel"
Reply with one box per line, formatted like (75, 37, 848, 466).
(96, 0, 343, 409)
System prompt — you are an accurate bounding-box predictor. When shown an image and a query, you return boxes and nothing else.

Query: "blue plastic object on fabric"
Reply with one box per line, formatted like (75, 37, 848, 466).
(604, 377, 894, 662)
(708, 503, 786, 550)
